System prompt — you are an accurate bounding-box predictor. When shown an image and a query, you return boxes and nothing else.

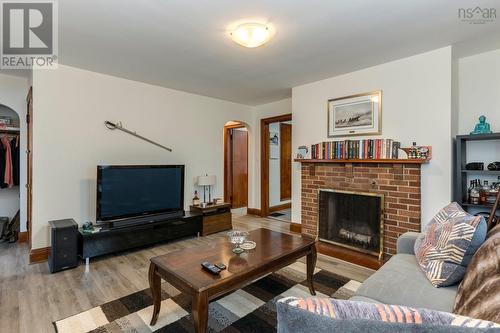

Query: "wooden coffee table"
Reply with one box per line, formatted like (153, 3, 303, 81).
(148, 228, 317, 333)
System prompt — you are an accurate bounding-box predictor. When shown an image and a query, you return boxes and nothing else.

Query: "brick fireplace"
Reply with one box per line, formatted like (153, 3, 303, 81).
(300, 162, 422, 260)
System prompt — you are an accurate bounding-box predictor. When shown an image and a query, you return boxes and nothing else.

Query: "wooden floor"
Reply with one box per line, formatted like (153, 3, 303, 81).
(0, 214, 373, 333)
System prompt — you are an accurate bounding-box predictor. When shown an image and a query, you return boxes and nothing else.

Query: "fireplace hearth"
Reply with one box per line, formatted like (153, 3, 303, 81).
(318, 189, 384, 259)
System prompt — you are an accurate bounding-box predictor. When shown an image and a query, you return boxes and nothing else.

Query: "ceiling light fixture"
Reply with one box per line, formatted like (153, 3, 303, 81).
(230, 22, 273, 48)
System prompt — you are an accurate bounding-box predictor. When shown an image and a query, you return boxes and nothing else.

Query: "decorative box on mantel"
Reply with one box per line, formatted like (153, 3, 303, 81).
(295, 158, 430, 269)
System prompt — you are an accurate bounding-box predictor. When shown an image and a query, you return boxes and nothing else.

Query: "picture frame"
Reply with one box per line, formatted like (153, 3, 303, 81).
(296, 145, 309, 159)
(327, 90, 382, 137)
(269, 132, 280, 159)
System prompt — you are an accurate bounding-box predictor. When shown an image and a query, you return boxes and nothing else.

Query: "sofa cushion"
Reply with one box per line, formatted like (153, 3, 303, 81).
(453, 223, 500, 324)
(277, 297, 499, 332)
(414, 202, 485, 287)
(354, 254, 458, 312)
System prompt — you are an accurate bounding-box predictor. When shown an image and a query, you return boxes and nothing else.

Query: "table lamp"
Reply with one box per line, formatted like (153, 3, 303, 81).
(197, 175, 216, 204)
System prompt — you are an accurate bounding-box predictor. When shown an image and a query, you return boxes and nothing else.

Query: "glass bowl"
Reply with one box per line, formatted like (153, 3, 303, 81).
(227, 230, 249, 254)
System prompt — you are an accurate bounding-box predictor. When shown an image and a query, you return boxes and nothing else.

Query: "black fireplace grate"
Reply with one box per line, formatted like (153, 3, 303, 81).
(318, 189, 383, 257)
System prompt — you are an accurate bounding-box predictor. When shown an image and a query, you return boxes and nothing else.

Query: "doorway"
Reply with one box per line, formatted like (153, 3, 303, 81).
(0, 104, 21, 244)
(261, 114, 292, 221)
(224, 122, 248, 209)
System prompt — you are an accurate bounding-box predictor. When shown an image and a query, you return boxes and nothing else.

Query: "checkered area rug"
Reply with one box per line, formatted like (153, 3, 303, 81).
(54, 262, 361, 332)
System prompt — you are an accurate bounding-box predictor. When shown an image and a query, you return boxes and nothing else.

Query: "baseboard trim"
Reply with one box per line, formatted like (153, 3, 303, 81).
(247, 208, 262, 216)
(289, 223, 302, 233)
(18, 231, 28, 243)
(269, 202, 291, 213)
(29, 247, 50, 264)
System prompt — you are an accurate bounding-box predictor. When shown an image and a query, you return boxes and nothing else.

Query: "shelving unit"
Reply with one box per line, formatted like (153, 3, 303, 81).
(455, 132, 500, 213)
(294, 158, 430, 164)
(461, 202, 496, 209)
(0, 127, 20, 134)
(461, 170, 500, 175)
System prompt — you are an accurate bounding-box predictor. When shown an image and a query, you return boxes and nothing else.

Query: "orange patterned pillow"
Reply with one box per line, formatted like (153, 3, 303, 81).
(279, 297, 500, 328)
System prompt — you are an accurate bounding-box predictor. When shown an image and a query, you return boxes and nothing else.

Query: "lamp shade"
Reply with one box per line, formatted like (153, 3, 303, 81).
(197, 175, 216, 186)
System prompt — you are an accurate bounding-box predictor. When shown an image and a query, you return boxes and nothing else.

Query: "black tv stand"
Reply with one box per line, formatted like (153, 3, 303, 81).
(78, 211, 202, 267)
(99, 210, 185, 229)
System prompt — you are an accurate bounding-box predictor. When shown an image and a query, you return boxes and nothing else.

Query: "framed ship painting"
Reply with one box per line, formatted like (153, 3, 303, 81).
(327, 90, 382, 137)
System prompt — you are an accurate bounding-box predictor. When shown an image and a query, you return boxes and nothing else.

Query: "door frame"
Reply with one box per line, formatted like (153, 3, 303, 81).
(223, 123, 247, 207)
(279, 122, 292, 201)
(26, 87, 33, 251)
(260, 114, 292, 217)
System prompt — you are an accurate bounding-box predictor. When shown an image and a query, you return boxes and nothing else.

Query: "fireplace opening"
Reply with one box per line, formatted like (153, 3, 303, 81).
(318, 189, 384, 258)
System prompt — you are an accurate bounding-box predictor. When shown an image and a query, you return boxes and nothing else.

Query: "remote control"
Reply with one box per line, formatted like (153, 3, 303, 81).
(215, 263, 226, 270)
(201, 261, 221, 275)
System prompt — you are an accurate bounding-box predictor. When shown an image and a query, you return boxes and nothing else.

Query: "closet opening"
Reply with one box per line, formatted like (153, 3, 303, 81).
(0, 104, 21, 245)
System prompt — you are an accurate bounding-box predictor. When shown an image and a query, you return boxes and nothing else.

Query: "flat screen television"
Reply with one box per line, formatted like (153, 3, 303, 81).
(96, 165, 185, 223)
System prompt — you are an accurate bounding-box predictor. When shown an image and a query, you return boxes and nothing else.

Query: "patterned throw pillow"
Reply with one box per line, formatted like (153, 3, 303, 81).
(279, 297, 500, 329)
(414, 202, 485, 287)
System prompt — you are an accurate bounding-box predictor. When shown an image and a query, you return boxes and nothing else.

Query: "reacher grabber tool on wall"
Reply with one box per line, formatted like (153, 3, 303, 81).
(104, 120, 173, 152)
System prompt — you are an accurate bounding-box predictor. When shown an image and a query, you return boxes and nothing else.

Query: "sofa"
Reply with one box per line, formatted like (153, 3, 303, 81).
(276, 231, 499, 332)
(350, 231, 458, 312)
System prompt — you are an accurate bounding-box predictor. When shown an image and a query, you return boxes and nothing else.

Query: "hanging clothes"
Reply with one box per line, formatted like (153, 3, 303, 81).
(10, 137, 19, 186)
(1, 137, 13, 188)
(0, 139, 5, 189)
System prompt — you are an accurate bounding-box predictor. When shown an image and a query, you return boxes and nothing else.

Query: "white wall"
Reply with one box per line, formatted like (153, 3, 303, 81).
(31, 65, 254, 249)
(458, 49, 500, 135)
(292, 47, 453, 229)
(250, 98, 292, 209)
(457, 48, 500, 187)
(0, 74, 29, 231)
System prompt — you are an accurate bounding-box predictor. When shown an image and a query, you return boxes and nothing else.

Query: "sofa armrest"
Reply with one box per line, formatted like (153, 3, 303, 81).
(396, 232, 422, 255)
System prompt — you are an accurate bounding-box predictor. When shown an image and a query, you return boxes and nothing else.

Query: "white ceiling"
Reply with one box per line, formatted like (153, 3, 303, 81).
(55, 0, 500, 105)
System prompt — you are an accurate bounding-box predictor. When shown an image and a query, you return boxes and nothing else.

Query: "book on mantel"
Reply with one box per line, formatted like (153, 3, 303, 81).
(310, 139, 401, 160)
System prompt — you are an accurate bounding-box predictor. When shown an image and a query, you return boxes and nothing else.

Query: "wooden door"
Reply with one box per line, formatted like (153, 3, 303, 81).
(230, 128, 248, 208)
(224, 127, 232, 204)
(280, 123, 292, 200)
(26, 87, 33, 248)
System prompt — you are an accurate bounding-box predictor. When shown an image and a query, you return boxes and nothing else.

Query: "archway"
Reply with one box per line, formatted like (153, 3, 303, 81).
(223, 121, 249, 209)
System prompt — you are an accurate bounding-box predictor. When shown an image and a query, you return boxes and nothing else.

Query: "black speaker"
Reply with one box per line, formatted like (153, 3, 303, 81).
(465, 162, 484, 170)
(48, 219, 78, 273)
